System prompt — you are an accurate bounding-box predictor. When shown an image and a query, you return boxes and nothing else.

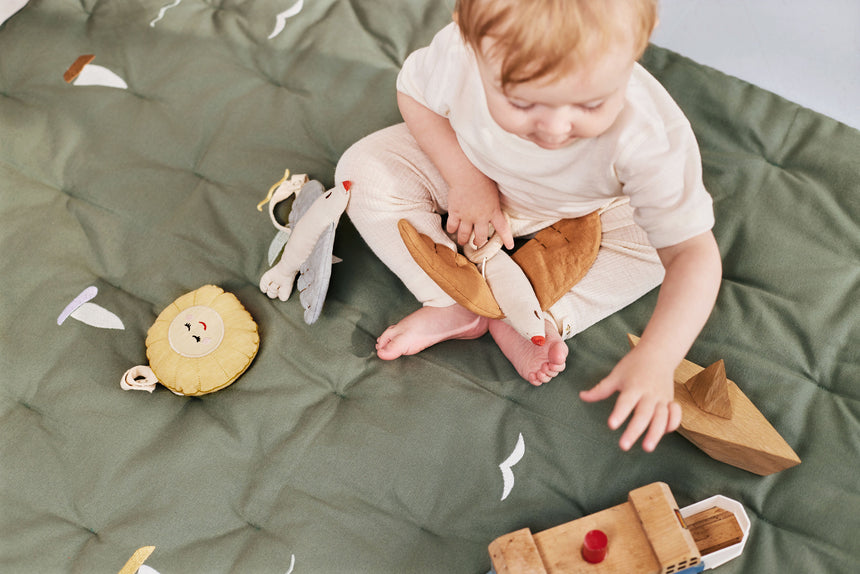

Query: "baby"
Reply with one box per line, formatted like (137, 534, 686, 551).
(335, 0, 722, 452)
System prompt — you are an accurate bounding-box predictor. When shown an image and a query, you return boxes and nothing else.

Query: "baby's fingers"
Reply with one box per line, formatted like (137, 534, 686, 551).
(456, 222, 474, 246)
(445, 214, 461, 236)
(490, 212, 514, 249)
(606, 387, 642, 431)
(617, 398, 654, 451)
(668, 401, 682, 433)
(579, 376, 618, 403)
(634, 401, 682, 452)
(471, 221, 491, 248)
(445, 215, 475, 246)
(640, 403, 670, 452)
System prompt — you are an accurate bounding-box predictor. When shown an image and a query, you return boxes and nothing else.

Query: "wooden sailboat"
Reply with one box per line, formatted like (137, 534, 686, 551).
(628, 334, 801, 476)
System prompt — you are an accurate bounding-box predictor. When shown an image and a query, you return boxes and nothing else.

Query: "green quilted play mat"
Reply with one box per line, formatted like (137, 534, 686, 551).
(1, 1, 858, 572)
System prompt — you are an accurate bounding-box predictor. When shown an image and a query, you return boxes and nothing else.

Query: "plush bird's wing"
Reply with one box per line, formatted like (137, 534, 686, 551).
(296, 221, 337, 324)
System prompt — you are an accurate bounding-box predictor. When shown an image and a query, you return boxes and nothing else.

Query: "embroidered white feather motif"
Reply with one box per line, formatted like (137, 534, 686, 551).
(499, 433, 525, 501)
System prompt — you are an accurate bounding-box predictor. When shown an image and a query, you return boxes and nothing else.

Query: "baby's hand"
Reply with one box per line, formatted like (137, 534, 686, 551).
(446, 176, 513, 249)
(579, 348, 682, 452)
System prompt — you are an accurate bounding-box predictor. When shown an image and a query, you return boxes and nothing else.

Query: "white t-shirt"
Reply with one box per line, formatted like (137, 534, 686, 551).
(396, 23, 714, 249)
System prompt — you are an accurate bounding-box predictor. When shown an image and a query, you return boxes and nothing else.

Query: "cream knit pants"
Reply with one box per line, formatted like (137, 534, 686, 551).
(336, 123, 665, 339)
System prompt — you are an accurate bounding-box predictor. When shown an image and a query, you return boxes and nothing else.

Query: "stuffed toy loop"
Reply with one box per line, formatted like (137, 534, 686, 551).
(463, 212, 512, 263)
(464, 233, 504, 264)
(264, 171, 309, 231)
(121, 366, 158, 393)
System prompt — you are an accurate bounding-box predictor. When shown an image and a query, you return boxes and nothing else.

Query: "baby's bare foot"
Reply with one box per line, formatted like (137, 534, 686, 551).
(376, 304, 489, 360)
(489, 319, 567, 385)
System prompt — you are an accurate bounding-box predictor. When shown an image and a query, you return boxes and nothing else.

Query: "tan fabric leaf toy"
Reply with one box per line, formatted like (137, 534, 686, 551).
(399, 211, 602, 345)
(121, 285, 259, 396)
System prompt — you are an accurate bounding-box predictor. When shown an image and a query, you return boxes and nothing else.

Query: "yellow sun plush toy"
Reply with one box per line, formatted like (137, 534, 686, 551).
(121, 285, 259, 396)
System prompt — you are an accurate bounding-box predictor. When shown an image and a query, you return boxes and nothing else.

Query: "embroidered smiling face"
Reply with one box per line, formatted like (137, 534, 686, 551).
(167, 305, 225, 358)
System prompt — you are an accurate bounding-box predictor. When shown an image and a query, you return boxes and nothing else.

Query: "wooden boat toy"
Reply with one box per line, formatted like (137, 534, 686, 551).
(627, 334, 800, 476)
(489, 482, 750, 574)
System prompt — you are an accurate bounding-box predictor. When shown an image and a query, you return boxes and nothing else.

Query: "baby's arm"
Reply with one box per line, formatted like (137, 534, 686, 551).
(397, 92, 513, 248)
(580, 230, 722, 452)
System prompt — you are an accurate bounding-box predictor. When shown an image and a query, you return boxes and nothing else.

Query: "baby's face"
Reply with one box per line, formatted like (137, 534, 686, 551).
(476, 40, 636, 149)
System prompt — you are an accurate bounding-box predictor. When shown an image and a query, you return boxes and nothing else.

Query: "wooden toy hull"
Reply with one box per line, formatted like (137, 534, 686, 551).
(674, 380, 800, 475)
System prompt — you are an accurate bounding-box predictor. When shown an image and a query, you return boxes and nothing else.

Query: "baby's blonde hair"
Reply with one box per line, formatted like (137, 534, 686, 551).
(455, 0, 658, 88)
